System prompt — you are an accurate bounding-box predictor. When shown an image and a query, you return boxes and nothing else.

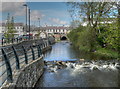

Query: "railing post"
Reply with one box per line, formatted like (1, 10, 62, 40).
(37, 45, 41, 57)
(40, 44, 42, 55)
(43, 42, 45, 48)
(17, 38, 18, 43)
(44, 42, 46, 48)
(1, 48, 13, 83)
(40, 44, 43, 50)
(22, 46, 28, 64)
(12, 46, 20, 69)
(2, 38, 3, 46)
(45, 41, 47, 47)
(48, 40, 51, 45)
(47, 40, 49, 46)
(12, 38, 14, 44)
(46, 40, 48, 46)
(30, 46, 35, 60)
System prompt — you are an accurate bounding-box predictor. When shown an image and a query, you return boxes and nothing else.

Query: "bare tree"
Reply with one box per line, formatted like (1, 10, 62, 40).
(67, 2, 116, 29)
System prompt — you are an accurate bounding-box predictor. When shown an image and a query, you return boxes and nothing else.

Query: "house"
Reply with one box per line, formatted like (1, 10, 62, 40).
(0, 23, 24, 37)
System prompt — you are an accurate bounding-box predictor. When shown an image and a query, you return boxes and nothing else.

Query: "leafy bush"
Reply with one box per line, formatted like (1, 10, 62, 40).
(97, 23, 119, 51)
(68, 26, 97, 52)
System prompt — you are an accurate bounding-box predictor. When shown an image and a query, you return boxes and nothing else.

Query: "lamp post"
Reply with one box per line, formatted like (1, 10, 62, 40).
(38, 18, 40, 32)
(23, 4, 28, 35)
(28, 8, 30, 40)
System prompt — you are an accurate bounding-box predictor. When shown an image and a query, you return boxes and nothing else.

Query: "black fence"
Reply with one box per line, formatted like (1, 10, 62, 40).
(1, 37, 33, 46)
(0, 39, 49, 87)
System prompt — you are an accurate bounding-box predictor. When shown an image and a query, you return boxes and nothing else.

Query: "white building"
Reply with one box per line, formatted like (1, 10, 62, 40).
(31, 26, 70, 38)
(81, 18, 116, 26)
(43, 26, 70, 35)
(0, 23, 24, 37)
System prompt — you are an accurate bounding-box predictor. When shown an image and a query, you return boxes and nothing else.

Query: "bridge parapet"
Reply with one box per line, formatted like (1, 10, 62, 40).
(0, 37, 54, 88)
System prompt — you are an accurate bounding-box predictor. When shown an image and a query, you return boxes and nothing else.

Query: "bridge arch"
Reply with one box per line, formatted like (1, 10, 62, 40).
(60, 35, 67, 40)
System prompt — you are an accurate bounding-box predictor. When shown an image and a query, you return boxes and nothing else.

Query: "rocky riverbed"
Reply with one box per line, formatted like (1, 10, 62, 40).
(35, 59, 120, 87)
(44, 59, 120, 73)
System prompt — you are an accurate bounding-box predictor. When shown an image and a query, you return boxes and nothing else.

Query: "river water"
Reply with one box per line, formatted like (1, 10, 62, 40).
(35, 41, 120, 87)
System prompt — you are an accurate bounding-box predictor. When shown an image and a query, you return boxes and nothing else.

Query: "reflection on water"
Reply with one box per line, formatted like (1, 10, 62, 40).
(36, 41, 120, 87)
(44, 41, 113, 61)
(44, 41, 78, 61)
(36, 67, 119, 87)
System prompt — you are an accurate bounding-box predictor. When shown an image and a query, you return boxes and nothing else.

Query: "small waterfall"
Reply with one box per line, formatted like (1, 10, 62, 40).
(46, 60, 120, 73)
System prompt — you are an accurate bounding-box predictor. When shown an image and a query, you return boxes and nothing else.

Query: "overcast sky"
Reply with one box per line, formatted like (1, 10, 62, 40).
(1, 1, 71, 27)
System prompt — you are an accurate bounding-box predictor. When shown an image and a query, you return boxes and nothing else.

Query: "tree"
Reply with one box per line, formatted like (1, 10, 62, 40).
(67, 2, 116, 29)
(70, 20, 81, 29)
(67, 2, 119, 52)
(4, 13, 16, 39)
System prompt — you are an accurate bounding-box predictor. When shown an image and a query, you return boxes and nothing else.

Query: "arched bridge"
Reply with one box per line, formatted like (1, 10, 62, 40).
(37, 26, 70, 41)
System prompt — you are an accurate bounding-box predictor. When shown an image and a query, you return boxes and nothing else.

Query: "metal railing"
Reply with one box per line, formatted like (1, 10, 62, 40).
(0, 39, 49, 87)
(1, 37, 33, 46)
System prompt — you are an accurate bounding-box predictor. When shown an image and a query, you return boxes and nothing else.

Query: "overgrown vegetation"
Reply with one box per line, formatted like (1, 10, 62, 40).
(68, 22, 119, 59)
(67, 2, 119, 59)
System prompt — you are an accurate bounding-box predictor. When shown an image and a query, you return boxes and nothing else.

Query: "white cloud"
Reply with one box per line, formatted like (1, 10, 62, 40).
(1, 2, 27, 17)
(1, 2, 45, 21)
(30, 10, 45, 21)
(49, 18, 67, 25)
(1, 2, 26, 12)
(1, 0, 26, 2)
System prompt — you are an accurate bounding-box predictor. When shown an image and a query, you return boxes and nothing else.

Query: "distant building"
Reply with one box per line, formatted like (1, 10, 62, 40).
(30, 26, 70, 39)
(30, 26, 70, 37)
(81, 18, 116, 26)
(43, 26, 70, 35)
(0, 23, 24, 36)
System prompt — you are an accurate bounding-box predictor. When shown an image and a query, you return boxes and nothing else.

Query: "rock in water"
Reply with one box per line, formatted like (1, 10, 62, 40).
(80, 59, 84, 62)
(91, 66, 99, 70)
(61, 62, 67, 67)
(56, 61, 63, 65)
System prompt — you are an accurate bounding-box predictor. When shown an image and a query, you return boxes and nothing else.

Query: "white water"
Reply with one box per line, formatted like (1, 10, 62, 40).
(36, 42, 120, 87)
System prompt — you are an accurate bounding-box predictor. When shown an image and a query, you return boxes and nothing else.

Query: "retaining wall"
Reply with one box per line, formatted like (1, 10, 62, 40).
(1, 38, 54, 88)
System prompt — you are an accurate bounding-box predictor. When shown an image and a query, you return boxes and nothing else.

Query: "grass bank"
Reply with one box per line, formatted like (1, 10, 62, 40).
(78, 45, 119, 59)
(94, 47, 119, 59)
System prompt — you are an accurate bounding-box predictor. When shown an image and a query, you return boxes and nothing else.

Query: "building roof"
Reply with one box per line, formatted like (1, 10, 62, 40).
(0, 23, 24, 26)
(83, 18, 117, 22)
(42, 26, 70, 30)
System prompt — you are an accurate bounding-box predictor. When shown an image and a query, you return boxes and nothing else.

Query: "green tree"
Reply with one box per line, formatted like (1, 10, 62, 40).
(68, 2, 115, 28)
(4, 13, 16, 38)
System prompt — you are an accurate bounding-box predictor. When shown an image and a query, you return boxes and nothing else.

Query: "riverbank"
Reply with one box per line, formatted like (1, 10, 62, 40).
(94, 47, 119, 59)
(77, 45, 119, 60)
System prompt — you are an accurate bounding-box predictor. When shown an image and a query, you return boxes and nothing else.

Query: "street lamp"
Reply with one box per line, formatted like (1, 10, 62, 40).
(28, 8, 30, 40)
(38, 18, 40, 32)
(23, 4, 27, 35)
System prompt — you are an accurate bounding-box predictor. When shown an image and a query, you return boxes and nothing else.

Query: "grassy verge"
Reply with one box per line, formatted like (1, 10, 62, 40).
(95, 47, 119, 59)
(78, 45, 119, 59)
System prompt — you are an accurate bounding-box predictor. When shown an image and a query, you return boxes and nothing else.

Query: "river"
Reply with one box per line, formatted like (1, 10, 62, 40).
(35, 41, 120, 87)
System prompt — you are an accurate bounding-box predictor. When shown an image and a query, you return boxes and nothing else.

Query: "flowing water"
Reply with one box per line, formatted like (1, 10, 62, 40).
(35, 41, 120, 87)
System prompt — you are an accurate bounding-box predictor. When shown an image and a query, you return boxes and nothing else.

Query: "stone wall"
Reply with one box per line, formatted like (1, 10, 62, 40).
(1, 56, 44, 89)
(16, 56, 44, 87)
(1, 41, 53, 88)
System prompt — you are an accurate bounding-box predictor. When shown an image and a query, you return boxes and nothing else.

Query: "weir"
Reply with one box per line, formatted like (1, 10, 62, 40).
(35, 41, 120, 87)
